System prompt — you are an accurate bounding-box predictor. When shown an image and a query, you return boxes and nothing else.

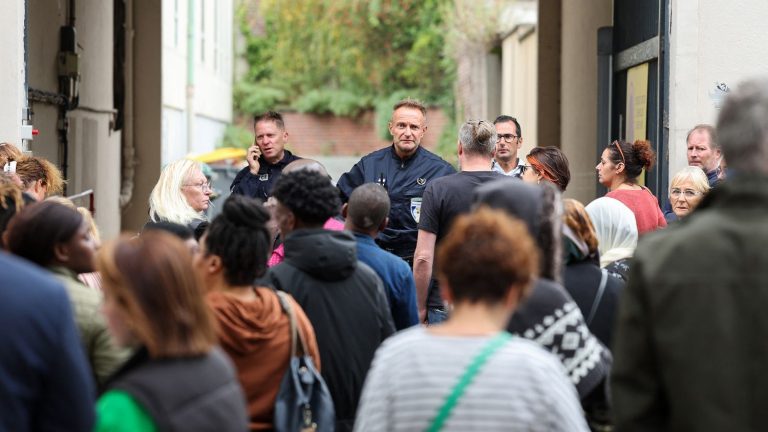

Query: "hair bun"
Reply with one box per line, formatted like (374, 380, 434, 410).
(631, 140, 656, 170)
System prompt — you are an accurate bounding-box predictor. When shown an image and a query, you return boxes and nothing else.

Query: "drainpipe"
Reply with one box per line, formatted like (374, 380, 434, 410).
(186, 0, 195, 154)
(119, 0, 136, 208)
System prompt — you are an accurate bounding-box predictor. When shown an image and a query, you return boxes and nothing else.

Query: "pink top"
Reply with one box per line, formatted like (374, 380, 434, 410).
(267, 217, 346, 267)
(606, 188, 667, 235)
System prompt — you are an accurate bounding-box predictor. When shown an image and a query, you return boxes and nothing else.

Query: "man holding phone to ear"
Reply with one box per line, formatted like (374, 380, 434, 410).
(230, 111, 302, 202)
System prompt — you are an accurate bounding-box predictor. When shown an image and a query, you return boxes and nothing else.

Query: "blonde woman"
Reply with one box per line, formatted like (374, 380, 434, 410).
(667, 166, 710, 221)
(148, 159, 212, 236)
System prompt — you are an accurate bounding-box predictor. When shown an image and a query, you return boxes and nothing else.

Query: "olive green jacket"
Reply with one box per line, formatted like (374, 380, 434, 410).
(49, 266, 130, 389)
(612, 176, 768, 431)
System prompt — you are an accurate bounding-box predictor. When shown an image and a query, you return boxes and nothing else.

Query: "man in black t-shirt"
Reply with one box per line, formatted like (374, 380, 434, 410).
(413, 120, 506, 323)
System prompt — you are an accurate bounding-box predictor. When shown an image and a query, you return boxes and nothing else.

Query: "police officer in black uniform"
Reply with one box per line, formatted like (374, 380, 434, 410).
(337, 99, 455, 268)
(229, 112, 301, 202)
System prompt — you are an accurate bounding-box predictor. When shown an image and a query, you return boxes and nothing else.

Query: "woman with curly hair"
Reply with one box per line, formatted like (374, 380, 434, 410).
(596, 140, 666, 234)
(15, 156, 65, 201)
(197, 194, 321, 430)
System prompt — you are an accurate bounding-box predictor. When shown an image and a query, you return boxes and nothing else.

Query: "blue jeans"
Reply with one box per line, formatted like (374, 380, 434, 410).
(427, 308, 448, 325)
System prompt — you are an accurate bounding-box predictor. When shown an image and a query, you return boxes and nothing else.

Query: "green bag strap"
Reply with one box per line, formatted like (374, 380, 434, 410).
(426, 332, 512, 432)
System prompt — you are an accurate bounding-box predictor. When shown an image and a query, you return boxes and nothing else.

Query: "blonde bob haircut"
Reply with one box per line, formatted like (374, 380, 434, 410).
(668, 166, 711, 197)
(149, 159, 206, 226)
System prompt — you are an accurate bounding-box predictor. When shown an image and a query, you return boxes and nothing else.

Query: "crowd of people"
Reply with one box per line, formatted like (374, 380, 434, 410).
(1, 76, 767, 432)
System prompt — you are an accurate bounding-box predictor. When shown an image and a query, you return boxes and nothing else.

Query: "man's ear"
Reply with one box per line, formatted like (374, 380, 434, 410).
(517, 137, 523, 150)
(341, 203, 349, 219)
(378, 217, 389, 233)
(457, 141, 463, 156)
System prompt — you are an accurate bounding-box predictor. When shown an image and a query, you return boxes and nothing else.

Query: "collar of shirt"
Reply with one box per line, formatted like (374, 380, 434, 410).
(491, 158, 523, 175)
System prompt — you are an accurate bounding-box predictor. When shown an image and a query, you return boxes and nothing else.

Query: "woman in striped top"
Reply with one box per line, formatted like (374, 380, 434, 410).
(354, 207, 588, 432)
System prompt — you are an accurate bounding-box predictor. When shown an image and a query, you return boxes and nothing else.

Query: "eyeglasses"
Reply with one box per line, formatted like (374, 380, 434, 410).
(670, 188, 702, 199)
(183, 181, 213, 192)
(497, 134, 519, 143)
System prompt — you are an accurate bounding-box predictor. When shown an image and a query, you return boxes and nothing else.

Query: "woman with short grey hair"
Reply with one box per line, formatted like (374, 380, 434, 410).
(667, 166, 710, 221)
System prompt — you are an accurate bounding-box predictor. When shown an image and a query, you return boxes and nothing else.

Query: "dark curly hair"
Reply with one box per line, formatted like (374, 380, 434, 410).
(205, 195, 272, 285)
(271, 170, 341, 227)
(605, 140, 656, 181)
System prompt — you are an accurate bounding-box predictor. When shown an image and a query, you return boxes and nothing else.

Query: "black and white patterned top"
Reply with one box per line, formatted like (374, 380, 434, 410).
(508, 278, 612, 398)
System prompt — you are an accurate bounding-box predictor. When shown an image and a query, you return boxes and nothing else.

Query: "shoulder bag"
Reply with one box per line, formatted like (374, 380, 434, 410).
(273, 290, 335, 432)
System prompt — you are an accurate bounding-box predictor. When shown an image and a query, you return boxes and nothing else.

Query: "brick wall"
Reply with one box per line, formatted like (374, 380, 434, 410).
(263, 108, 450, 157)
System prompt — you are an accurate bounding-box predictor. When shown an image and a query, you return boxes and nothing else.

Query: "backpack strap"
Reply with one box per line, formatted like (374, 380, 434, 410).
(427, 332, 512, 432)
(271, 269, 309, 358)
(587, 269, 609, 326)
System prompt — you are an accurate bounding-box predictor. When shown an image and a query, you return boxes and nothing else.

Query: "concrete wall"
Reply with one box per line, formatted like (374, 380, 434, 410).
(559, 0, 613, 204)
(536, 0, 561, 153)
(22, 0, 121, 237)
(499, 1, 537, 156)
(26, 0, 64, 163)
(668, 0, 768, 176)
(66, 0, 121, 238)
(162, 0, 232, 160)
(0, 0, 25, 147)
(122, 0, 163, 232)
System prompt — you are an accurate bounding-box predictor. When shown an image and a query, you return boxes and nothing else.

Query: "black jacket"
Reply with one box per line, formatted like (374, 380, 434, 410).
(262, 229, 395, 432)
(563, 259, 625, 349)
(229, 150, 301, 201)
(106, 347, 248, 431)
(336, 145, 455, 259)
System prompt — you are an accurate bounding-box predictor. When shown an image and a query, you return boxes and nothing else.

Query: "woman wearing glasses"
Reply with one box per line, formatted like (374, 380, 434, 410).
(667, 166, 710, 221)
(520, 146, 571, 191)
(148, 159, 213, 238)
(596, 140, 666, 234)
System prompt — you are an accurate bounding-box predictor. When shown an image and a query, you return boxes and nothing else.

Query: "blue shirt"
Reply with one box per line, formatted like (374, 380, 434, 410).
(353, 232, 419, 330)
(0, 253, 96, 431)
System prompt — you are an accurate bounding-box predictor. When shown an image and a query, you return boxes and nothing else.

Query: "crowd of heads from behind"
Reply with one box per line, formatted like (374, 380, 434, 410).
(5, 77, 768, 431)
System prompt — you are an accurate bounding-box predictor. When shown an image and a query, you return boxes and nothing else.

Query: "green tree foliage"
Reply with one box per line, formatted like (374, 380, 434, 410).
(236, 0, 455, 118)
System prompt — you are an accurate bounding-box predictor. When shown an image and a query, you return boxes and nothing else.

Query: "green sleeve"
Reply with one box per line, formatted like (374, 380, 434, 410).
(95, 390, 158, 432)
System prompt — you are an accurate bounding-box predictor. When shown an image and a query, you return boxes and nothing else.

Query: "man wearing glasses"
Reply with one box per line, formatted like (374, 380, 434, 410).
(491, 115, 526, 177)
(229, 111, 302, 202)
(337, 99, 455, 268)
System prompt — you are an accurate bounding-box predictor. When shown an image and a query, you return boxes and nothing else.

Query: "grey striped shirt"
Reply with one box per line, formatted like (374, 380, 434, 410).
(354, 327, 588, 432)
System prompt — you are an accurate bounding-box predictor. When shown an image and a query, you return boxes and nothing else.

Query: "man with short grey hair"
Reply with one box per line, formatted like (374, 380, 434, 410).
(413, 120, 502, 323)
(613, 77, 768, 431)
(337, 99, 456, 267)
